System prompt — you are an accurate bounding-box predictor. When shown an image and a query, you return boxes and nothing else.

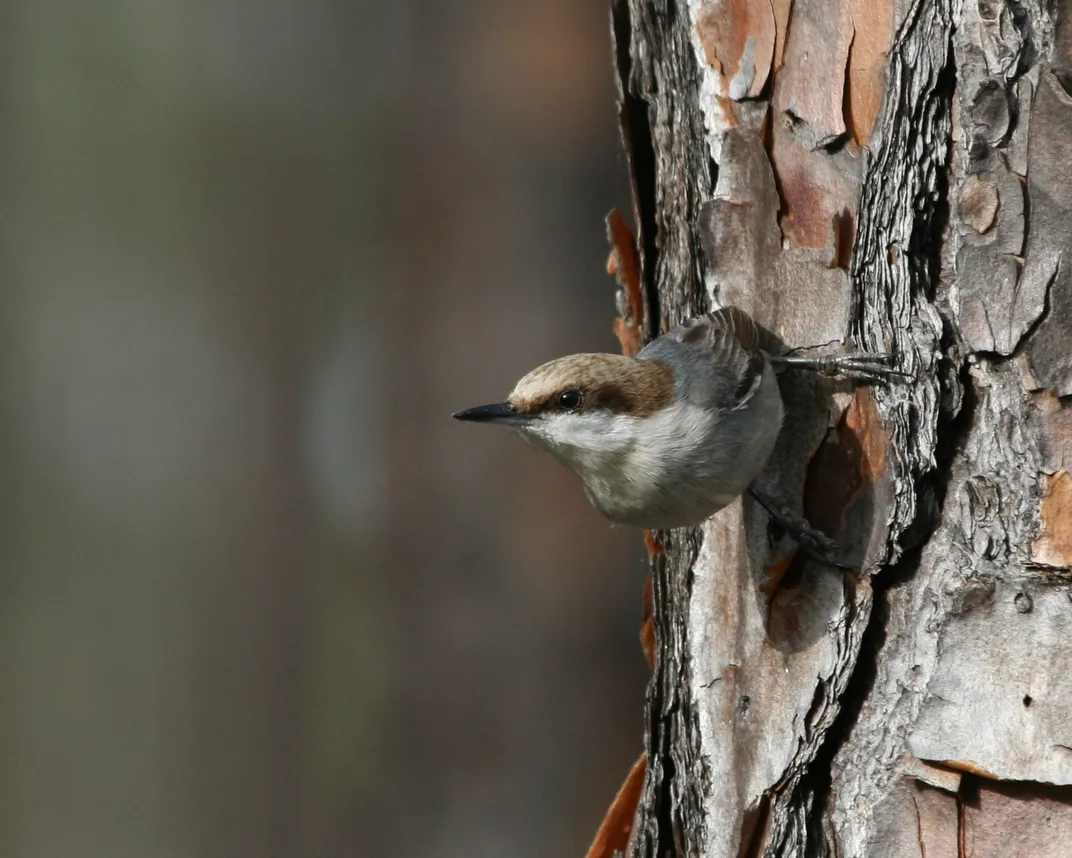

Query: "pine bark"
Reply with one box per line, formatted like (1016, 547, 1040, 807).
(611, 0, 1072, 855)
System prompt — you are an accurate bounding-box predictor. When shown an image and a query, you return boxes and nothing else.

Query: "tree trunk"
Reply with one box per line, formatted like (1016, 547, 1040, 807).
(610, 0, 1072, 855)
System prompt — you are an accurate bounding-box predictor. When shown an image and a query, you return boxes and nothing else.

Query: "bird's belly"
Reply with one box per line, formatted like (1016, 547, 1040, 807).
(582, 455, 754, 529)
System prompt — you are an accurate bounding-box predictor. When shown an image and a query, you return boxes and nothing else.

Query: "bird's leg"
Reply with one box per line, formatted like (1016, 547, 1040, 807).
(768, 352, 911, 383)
(747, 487, 853, 570)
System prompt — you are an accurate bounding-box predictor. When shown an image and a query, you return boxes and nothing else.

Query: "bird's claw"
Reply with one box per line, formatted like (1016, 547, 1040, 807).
(748, 488, 854, 570)
(819, 353, 913, 382)
(770, 352, 912, 384)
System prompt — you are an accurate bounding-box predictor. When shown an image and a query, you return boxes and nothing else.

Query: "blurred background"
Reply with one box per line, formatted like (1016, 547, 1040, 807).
(0, 1, 650, 857)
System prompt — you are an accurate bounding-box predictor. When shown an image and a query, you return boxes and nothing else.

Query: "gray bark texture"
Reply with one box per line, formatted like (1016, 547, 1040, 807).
(610, 0, 1072, 855)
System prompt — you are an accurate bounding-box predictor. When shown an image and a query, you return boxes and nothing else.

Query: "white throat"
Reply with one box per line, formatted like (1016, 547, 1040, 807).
(521, 410, 639, 474)
(519, 403, 717, 522)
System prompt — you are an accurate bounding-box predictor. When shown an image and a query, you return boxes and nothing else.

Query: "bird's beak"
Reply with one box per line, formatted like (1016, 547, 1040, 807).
(452, 402, 528, 425)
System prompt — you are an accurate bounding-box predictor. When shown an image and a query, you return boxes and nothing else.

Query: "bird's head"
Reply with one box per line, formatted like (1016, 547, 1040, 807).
(453, 354, 676, 471)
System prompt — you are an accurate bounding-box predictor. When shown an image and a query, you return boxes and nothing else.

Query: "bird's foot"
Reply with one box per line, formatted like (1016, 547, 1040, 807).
(769, 352, 911, 384)
(748, 488, 853, 570)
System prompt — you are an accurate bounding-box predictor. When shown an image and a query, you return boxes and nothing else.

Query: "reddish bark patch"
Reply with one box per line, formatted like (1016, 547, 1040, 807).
(959, 173, 1000, 234)
(831, 209, 856, 269)
(1033, 470, 1072, 567)
(764, 0, 894, 249)
(767, 118, 860, 249)
(910, 784, 961, 858)
(767, 583, 802, 638)
(772, 0, 793, 72)
(643, 528, 663, 557)
(761, 550, 797, 601)
(846, 0, 895, 145)
(696, 0, 775, 99)
(801, 388, 888, 567)
(963, 778, 1072, 857)
(583, 753, 646, 858)
(640, 569, 655, 671)
(606, 208, 644, 358)
(803, 395, 864, 535)
(845, 386, 888, 480)
(778, 0, 852, 147)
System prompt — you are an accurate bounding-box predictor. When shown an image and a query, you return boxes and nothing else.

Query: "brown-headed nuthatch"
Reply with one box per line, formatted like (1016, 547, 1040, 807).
(454, 306, 900, 562)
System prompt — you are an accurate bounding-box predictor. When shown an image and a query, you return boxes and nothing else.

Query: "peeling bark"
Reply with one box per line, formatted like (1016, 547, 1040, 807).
(609, 0, 1072, 855)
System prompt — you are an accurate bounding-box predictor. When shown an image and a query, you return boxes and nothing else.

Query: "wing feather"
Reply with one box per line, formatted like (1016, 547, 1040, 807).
(644, 306, 766, 408)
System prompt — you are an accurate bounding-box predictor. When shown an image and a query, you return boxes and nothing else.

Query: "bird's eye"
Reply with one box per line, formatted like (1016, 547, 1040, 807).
(557, 389, 582, 411)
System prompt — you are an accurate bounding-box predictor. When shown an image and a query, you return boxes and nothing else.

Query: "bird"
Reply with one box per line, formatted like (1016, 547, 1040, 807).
(454, 306, 899, 554)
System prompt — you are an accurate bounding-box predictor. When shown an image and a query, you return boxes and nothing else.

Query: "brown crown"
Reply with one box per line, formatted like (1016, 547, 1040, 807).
(508, 354, 675, 418)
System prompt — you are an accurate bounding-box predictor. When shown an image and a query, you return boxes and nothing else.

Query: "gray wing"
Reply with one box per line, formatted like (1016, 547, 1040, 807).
(638, 306, 765, 409)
